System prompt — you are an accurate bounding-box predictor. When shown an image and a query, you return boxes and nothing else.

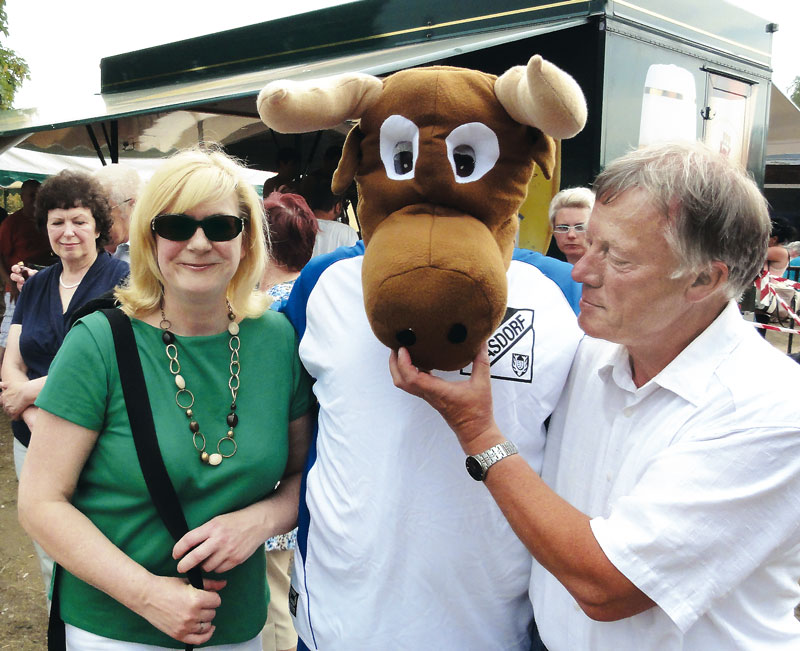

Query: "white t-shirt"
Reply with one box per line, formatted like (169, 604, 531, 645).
(283, 245, 582, 650)
(535, 301, 800, 650)
(311, 219, 358, 258)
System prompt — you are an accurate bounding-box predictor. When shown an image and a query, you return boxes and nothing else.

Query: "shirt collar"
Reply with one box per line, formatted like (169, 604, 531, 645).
(596, 301, 745, 406)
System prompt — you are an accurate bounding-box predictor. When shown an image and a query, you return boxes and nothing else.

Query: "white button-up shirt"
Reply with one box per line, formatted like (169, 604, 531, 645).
(534, 301, 800, 649)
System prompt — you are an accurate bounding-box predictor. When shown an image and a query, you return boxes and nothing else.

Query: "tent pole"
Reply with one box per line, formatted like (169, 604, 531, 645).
(85, 125, 107, 166)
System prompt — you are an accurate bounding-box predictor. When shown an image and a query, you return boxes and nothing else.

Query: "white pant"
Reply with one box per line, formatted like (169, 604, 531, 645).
(65, 626, 262, 650)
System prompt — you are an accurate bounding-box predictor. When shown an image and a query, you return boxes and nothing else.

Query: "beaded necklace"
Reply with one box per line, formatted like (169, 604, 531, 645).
(160, 301, 241, 466)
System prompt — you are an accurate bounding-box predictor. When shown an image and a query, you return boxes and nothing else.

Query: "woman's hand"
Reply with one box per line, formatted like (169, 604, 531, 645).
(0, 379, 36, 419)
(172, 509, 265, 575)
(135, 574, 226, 645)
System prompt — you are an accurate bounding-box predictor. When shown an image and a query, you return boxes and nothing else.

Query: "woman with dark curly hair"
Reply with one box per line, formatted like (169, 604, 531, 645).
(0, 169, 129, 595)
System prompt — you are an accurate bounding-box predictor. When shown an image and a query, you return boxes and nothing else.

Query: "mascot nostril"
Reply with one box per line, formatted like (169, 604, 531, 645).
(396, 329, 417, 347)
(257, 54, 587, 370)
(447, 323, 468, 344)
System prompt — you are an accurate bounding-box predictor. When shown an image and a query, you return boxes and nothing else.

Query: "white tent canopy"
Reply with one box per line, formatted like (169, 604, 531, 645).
(0, 147, 272, 190)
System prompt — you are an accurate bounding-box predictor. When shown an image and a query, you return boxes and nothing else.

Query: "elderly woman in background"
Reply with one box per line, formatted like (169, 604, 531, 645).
(261, 191, 319, 306)
(259, 191, 318, 651)
(1, 170, 129, 594)
(18, 148, 313, 650)
(548, 186, 594, 264)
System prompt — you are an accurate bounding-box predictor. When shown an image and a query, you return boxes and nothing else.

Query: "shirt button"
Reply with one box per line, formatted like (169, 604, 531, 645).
(623, 407, 633, 417)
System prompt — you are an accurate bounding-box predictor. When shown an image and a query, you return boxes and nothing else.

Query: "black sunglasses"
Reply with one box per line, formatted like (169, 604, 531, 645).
(150, 213, 245, 242)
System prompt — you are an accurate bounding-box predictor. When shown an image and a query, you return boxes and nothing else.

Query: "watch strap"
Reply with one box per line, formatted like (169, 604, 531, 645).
(467, 440, 518, 480)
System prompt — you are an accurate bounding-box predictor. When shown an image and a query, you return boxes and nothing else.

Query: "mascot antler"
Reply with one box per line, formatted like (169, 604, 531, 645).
(495, 54, 587, 139)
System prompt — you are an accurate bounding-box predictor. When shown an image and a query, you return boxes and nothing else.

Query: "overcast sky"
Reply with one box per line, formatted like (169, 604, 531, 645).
(4, 0, 799, 109)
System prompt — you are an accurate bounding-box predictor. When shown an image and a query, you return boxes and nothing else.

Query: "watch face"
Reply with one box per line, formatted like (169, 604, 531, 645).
(465, 456, 485, 481)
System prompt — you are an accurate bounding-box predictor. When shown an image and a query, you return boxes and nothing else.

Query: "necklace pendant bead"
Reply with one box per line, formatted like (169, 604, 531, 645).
(200, 451, 210, 464)
(227, 429, 234, 438)
(186, 408, 193, 418)
(227, 412, 238, 427)
(175, 374, 186, 389)
(208, 453, 223, 466)
(189, 420, 199, 433)
(162, 331, 175, 345)
(228, 322, 240, 336)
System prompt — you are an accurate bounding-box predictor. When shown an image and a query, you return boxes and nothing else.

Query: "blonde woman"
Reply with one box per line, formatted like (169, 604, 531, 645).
(19, 148, 313, 650)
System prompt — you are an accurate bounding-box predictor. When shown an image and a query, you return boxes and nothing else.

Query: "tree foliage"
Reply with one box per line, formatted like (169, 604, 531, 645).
(789, 76, 800, 109)
(0, 0, 30, 110)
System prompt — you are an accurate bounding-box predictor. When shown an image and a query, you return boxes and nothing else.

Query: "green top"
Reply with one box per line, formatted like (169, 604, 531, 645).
(36, 310, 313, 648)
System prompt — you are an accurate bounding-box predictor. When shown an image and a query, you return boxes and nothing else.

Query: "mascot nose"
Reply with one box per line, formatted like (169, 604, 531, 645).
(447, 323, 468, 344)
(395, 329, 417, 346)
(395, 323, 468, 347)
(362, 208, 508, 371)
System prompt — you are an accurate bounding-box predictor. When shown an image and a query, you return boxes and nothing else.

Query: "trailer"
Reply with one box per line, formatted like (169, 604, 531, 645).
(0, 0, 777, 251)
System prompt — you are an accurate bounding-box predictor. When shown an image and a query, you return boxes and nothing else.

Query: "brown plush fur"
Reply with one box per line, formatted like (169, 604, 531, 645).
(258, 57, 585, 371)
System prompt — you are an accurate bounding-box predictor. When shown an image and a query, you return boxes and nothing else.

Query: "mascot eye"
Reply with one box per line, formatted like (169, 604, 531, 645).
(452, 145, 475, 177)
(394, 142, 414, 175)
(380, 115, 419, 180)
(445, 123, 499, 184)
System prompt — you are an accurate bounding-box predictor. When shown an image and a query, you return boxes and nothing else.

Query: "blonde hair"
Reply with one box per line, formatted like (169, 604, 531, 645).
(116, 146, 269, 318)
(548, 187, 594, 226)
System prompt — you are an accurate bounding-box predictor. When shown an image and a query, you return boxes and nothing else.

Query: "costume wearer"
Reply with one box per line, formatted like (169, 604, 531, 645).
(310, 220, 357, 258)
(535, 301, 800, 650)
(36, 310, 313, 648)
(283, 244, 582, 650)
(11, 251, 129, 448)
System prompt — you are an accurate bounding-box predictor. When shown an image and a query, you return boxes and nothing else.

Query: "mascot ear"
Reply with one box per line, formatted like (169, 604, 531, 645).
(529, 129, 557, 180)
(332, 125, 363, 194)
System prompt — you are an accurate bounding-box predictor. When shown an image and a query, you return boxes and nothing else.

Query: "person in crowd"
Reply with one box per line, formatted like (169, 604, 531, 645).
(764, 217, 796, 278)
(261, 191, 318, 307)
(548, 186, 594, 264)
(18, 148, 314, 650)
(304, 182, 357, 258)
(786, 241, 800, 281)
(263, 147, 300, 196)
(94, 163, 142, 263)
(391, 141, 800, 649)
(260, 190, 318, 651)
(0, 179, 52, 366)
(1, 171, 129, 595)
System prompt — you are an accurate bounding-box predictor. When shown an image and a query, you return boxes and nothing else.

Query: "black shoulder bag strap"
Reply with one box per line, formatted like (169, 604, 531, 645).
(48, 308, 203, 651)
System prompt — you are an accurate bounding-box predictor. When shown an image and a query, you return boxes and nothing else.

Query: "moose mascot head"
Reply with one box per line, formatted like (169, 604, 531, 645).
(258, 55, 586, 371)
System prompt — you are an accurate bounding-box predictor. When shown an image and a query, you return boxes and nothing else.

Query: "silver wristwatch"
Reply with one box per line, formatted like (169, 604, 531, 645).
(465, 440, 518, 481)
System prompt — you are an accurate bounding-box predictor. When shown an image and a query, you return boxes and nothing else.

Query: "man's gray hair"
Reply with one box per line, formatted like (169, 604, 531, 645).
(548, 186, 595, 226)
(93, 164, 142, 207)
(592, 141, 770, 299)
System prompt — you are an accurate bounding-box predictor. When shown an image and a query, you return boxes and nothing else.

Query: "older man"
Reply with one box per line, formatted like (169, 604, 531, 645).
(548, 186, 594, 264)
(93, 164, 141, 263)
(392, 141, 800, 649)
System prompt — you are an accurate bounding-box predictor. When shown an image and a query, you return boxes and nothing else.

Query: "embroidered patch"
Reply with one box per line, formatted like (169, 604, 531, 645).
(461, 308, 534, 382)
(289, 585, 299, 617)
